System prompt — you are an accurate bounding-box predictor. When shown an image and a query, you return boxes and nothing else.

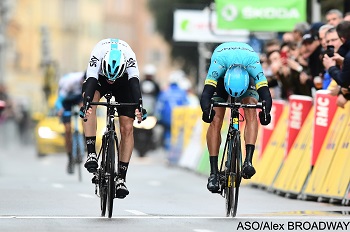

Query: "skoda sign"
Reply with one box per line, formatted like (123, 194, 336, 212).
(216, 0, 306, 32)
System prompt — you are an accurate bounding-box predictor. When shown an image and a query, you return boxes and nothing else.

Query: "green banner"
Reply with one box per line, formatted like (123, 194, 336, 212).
(215, 0, 306, 32)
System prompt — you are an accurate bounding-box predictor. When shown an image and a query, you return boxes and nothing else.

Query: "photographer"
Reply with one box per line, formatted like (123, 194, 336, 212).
(323, 21, 350, 102)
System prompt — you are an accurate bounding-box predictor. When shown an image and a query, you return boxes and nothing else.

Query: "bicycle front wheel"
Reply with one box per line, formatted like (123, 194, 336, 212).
(106, 133, 116, 218)
(225, 132, 242, 217)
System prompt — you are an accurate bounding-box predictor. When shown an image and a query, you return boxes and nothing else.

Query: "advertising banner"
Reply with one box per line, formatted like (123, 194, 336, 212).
(173, 9, 249, 43)
(215, 0, 306, 31)
(285, 95, 313, 157)
(311, 90, 337, 166)
(259, 100, 285, 158)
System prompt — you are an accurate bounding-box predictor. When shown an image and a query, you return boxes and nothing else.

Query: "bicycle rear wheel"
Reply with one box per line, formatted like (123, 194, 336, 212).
(225, 132, 242, 217)
(106, 133, 116, 218)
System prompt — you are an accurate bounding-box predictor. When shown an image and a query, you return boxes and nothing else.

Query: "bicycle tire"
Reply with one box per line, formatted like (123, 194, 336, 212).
(100, 135, 108, 217)
(225, 135, 234, 217)
(106, 132, 116, 218)
(72, 131, 83, 182)
(231, 132, 242, 217)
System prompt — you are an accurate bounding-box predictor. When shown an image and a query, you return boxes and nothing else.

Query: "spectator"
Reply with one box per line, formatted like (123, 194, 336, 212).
(319, 24, 335, 51)
(178, 77, 199, 107)
(155, 70, 188, 151)
(140, 64, 160, 115)
(292, 22, 310, 47)
(325, 9, 343, 27)
(286, 42, 312, 97)
(323, 21, 350, 103)
(344, 12, 350, 21)
(324, 27, 343, 92)
(301, 22, 325, 92)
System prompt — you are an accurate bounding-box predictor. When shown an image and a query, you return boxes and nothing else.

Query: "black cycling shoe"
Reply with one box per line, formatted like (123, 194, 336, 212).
(115, 178, 129, 199)
(242, 161, 256, 179)
(84, 153, 98, 173)
(207, 173, 220, 193)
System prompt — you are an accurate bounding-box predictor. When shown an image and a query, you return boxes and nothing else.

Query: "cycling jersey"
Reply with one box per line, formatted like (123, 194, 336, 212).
(55, 71, 85, 111)
(205, 42, 268, 90)
(86, 38, 139, 81)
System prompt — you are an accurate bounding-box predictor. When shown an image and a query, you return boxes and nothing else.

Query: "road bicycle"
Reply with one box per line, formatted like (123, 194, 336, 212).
(71, 105, 85, 182)
(209, 97, 266, 217)
(84, 92, 142, 218)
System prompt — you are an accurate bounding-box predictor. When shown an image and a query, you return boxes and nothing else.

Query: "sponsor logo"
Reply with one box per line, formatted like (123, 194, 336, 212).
(126, 58, 136, 68)
(290, 102, 303, 129)
(89, 56, 99, 67)
(221, 4, 301, 21)
(86, 139, 95, 145)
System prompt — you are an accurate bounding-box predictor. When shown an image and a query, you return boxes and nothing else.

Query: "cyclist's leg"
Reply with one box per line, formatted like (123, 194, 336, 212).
(82, 87, 101, 173)
(206, 78, 228, 193)
(111, 77, 135, 198)
(240, 80, 259, 179)
(61, 101, 74, 174)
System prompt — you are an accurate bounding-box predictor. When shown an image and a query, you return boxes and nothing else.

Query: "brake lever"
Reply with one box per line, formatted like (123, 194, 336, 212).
(138, 98, 143, 124)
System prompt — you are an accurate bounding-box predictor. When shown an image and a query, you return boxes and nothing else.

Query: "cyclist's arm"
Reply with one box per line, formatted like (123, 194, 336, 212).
(83, 77, 98, 105)
(200, 84, 216, 112)
(129, 77, 142, 104)
(257, 86, 272, 114)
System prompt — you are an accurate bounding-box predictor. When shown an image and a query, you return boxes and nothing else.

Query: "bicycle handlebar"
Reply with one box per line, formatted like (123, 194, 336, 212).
(209, 100, 267, 122)
(82, 96, 143, 123)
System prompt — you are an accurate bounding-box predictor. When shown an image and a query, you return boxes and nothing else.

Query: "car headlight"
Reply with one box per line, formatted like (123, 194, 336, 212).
(37, 126, 59, 139)
(133, 116, 157, 130)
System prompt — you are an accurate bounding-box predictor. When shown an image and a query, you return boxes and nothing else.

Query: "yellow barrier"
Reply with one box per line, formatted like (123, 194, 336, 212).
(318, 103, 350, 201)
(251, 104, 289, 188)
(271, 108, 314, 196)
(303, 104, 350, 199)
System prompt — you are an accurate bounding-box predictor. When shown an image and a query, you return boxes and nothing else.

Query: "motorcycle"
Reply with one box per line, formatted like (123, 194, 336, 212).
(133, 115, 158, 157)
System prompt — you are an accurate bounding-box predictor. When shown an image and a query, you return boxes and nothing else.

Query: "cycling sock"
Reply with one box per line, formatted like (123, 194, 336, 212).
(85, 136, 96, 155)
(245, 144, 255, 163)
(118, 161, 129, 181)
(209, 156, 218, 174)
(68, 152, 73, 161)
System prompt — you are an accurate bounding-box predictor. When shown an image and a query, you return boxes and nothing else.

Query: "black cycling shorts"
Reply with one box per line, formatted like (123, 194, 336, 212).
(82, 74, 136, 118)
(61, 94, 83, 123)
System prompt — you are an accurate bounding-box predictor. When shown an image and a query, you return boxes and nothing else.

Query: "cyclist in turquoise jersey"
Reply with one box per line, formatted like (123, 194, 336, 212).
(200, 42, 272, 193)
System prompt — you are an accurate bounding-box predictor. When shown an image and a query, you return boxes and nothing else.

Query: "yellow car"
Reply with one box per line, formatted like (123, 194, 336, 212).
(34, 107, 106, 157)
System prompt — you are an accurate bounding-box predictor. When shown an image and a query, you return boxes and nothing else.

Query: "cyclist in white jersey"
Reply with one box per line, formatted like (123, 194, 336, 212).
(55, 71, 86, 174)
(80, 38, 144, 199)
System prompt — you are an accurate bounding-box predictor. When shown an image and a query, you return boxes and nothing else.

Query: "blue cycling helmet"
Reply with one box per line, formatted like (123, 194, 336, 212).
(101, 49, 126, 82)
(224, 65, 250, 97)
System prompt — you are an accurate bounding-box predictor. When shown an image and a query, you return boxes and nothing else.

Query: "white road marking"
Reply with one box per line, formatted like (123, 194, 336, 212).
(125, 210, 148, 216)
(51, 183, 64, 188)
(78, 193, 95, 198)
(193, 230, 214, 232)
(0, 216, 348, 220)
(148, 180, 161, 186)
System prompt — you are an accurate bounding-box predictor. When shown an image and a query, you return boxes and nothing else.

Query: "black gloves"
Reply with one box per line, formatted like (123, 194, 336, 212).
(202, 108, 215, 123)
(258, 111, 271, 126)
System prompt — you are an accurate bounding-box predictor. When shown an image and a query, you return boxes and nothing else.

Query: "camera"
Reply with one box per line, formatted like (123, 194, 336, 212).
(325, 45, 335, 57)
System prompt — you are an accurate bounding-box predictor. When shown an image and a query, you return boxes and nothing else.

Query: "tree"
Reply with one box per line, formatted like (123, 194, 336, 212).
(148, 0, 211, 73)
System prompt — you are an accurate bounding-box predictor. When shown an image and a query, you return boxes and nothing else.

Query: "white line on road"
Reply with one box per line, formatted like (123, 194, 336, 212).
(78, 193, 95, 198)
(193, 229, 214, 232)
(0, 216, 348, 220)
(125, 210, 148, 216)
(51, 183, 64, 188)
(0, 216, 229, 219)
